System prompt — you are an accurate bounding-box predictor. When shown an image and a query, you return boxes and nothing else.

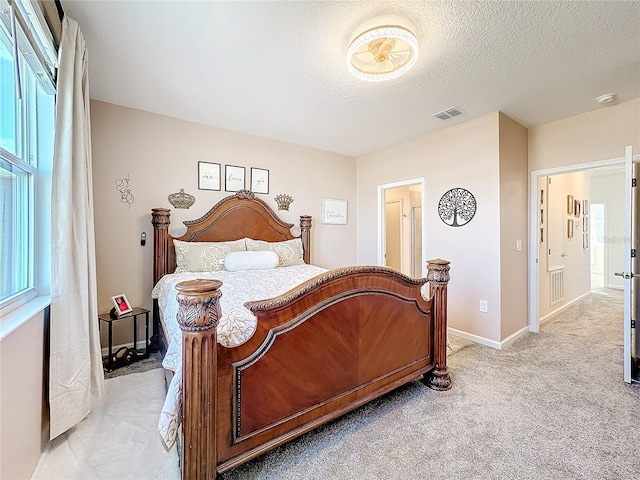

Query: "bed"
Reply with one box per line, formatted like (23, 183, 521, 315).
(151, 190, 451, 479)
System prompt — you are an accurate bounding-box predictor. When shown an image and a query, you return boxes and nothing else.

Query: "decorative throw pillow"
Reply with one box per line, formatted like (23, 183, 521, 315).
(245, 238, 305, 267)
(174, 239, 246, 273)
(224, 250, 279, 271)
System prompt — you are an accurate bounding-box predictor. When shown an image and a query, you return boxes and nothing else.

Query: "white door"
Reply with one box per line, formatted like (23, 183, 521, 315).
(616, 145, 637, 383)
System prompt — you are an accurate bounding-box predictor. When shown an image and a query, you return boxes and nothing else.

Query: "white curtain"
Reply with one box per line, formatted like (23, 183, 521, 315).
(49, 15, 104, 440)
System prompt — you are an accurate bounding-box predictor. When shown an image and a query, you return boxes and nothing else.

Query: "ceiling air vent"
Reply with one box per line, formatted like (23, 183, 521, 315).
(432, 106, 466, 120)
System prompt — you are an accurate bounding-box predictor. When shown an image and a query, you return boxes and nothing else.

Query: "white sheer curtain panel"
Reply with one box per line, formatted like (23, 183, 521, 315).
(49, 15, 104, 440)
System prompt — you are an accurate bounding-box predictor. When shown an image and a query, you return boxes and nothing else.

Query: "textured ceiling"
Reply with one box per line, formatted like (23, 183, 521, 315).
(61, 1, 640, 157)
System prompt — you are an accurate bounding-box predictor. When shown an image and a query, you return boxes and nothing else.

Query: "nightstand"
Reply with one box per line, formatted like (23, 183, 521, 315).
(98, 307, 150, 371)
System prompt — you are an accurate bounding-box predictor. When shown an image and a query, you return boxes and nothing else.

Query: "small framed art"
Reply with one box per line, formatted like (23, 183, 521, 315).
(225, 165, 245, 192)
(567, 219, 574, 238)
(567, 195, 574, 215)
(583, 233, 589, 249)
(112, 294, 133, 315)
(583, 200, 589, 214)
(250, 167, 269, 194)
(574, 199, 580, 217)
(322, 198, 348, 225)
(198, 162, 221, 191)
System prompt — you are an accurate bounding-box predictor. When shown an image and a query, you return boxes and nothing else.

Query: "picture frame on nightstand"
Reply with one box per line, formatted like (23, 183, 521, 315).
(112, 294, 133, 315)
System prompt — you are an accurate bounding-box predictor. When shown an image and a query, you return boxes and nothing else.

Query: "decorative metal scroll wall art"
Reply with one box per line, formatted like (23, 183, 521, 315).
(438, 188, 476, 227)
(115, 174, 134, 208)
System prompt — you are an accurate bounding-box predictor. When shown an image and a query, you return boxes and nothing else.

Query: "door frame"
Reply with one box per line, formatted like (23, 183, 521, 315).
(528, 155, 639, 332)
(377, 178, 426, 276)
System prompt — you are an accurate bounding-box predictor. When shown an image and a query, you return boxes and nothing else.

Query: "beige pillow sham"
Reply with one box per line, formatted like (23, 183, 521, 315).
(174, 239, 246, 273)
(245, 238, 305, 267)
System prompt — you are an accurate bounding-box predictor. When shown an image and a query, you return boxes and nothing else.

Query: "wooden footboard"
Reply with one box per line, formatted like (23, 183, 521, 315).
(175, 259, 451, 479)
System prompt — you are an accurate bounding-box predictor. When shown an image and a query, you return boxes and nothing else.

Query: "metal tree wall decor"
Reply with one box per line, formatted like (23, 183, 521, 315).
(438, 188, 477, 227)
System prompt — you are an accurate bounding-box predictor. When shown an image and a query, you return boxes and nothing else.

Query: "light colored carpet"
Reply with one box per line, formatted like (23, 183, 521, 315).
(221, 289, 639, 480)
(33, 289, 639, 479)
(32, 368, 179, 480)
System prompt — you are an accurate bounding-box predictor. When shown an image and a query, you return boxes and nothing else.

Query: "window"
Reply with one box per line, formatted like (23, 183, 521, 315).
(0, 1, 55, 312)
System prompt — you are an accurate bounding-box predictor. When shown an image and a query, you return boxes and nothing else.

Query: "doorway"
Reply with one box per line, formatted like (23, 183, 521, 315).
(377, 178, 425, 277)
(528, 152, 638, 383)
(530, 158, 626, 331)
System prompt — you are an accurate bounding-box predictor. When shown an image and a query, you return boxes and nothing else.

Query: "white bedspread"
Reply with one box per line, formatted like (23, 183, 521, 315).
(151, 264, 327, 450)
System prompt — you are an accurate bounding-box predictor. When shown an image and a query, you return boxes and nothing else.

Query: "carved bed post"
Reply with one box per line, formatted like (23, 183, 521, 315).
(423, 258, 452, 391)
(151, 208, 171, 352)
(175, 279, 222, 480)
(300, 215, 312, 264)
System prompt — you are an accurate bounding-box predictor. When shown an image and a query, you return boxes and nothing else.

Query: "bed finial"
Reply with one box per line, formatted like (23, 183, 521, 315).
(424, 258, 451, 391)
(300, 215, 312, 264)
(175, 279, 222, 480)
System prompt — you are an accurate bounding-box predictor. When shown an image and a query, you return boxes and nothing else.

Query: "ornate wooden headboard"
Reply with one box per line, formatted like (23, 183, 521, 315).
(151, 190, 312, 285)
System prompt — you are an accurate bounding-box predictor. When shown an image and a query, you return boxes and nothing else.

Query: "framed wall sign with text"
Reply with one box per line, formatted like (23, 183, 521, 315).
(198, 162, 221, 191)
(250, 167, 269, 194)
(322, 198, 347, 224)
(225, 165, 245, 192)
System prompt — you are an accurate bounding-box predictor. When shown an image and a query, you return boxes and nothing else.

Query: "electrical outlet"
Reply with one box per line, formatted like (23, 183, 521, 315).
(480, 300, 488, 313)
(516, 239, 522, 251)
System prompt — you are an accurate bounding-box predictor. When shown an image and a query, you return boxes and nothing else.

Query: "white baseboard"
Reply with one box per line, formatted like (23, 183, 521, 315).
(539, 291, 591, 325)
(448, 325, 530, 351)
(101, 340, 148, 356)
(606, 285, 624, 290)
(448, 327, 501, 349)
(500, 326, 530, 349)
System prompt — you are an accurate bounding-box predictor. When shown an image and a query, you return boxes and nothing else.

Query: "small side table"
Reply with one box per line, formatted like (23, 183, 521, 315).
(98, 307, 150, 371)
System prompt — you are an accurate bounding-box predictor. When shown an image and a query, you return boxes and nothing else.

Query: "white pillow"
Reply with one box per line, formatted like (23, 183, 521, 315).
(224, 250, 279, 272)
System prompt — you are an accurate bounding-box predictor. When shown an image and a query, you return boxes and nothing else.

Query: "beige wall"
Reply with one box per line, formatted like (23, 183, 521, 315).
(538, 171, 591, 319)
(0, 313, 46, 480)
(357, 113, 503, 342)
(498, 113, 529, 339)
(90, 101, 357, 346)
(529, 99, 640, 172)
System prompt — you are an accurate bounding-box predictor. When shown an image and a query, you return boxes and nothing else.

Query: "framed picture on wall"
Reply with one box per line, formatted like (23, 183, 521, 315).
(567, 195, 574, 214)
(567, 219, 574, 238)
(322, 198, 348, 224)
(574, 199, 580, 217)
(225, 165, 245, 192)
(250, 167, 269, 194)
(583, 200, 589, 214)
(583, 215, 589, 232)
(583, 233, 589, 249)
(198, 162, 221, 191)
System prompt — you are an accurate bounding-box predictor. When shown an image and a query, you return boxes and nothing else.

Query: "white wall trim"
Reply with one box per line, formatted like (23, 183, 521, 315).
(376, 177, 426, 275)
(537, 290, 591, 326)
(528, 154, 640, 334)
(500, 326, 530, 349)
(448, 327, 501, 349)
(449, 326, 530, 350)
(606, 285, 624, 291)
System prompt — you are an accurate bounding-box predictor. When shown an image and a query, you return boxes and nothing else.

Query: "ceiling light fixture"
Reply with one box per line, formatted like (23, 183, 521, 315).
(347, 25, 418, 82)
(596, 93, 616, 105)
